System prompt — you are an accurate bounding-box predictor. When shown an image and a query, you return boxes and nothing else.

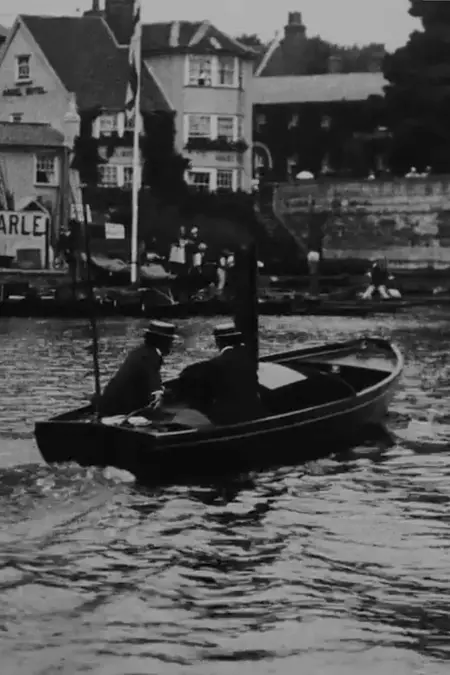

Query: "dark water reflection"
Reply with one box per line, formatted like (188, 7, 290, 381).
(1, 312, 450, 674)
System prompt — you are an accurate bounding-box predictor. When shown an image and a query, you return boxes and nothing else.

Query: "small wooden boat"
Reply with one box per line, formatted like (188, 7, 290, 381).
(35, 337, 403, 483)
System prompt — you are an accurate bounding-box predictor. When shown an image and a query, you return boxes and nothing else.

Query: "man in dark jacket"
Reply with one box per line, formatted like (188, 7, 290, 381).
(96, 320, 176, 418)
(361, 259, 391, 300)
(177, 323, 264, 425)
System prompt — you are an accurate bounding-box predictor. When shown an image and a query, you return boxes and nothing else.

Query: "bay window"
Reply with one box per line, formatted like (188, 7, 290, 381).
(217, 56, 236, 87)
(217, 116, 235, 141)
(188, 114, 212, 140)
(186, 55, 239, 88)
(188, 55, 213, 86)
(217, 169, 234, 191)
(188, 170, 212, 192)
(185, 114, 244, 144)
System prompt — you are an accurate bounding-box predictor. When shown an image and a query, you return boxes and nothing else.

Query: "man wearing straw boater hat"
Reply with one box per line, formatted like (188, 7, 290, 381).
(176, 322, 264, 425)
(97, 320, 177, 418)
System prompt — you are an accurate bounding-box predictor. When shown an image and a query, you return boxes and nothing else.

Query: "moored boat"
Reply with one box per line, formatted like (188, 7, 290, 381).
(35, 336, 403, 483)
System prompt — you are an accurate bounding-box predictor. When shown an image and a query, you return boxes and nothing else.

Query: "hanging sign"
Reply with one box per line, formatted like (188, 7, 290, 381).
(0, 211, 49, 263)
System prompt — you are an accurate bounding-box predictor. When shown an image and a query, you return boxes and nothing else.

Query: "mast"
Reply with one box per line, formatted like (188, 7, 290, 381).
(233, 241, 259, 370)
(125, 0, 142, 285)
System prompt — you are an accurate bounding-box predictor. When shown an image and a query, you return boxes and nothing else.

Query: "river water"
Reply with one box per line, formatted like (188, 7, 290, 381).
(1, 312, 449, 675)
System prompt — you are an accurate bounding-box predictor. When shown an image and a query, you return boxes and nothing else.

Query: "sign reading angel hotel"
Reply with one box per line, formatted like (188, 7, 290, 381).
(0, 211, 50, 267)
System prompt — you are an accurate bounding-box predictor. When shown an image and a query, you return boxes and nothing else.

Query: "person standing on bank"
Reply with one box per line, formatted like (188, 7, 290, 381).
(361, 259, 391, 300)
(96, 321, 177, 418)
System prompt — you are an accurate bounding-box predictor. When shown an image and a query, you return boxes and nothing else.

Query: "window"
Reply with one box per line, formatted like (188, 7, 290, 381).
(188, 55, 212, 86)
(217, 56, 235, 87)
(237, 116, 244, 139)
(98, 164, 118, 187)
(188, 171, 211, 192)
(238, 60, 244, 89)
(124, 111, 134, 132)
(217, 169, 234, 191)
(123, 166, 133, 189)
(34, 153, 57, 185)
(288, 113, 299, 129)
(98, 114, 118, 135)
(10, 113, 23, 123)
(188, 114, 212, 139)
(255, 113, 267, 133)
(15, 54, 31, 82)
(217, 116, 235, 141)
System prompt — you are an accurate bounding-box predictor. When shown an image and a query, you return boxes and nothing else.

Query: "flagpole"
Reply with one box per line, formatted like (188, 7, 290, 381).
(129, 0, 142, 285)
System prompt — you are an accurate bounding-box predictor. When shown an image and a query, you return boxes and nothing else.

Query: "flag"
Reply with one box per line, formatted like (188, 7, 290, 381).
(125, 0, 142, 123)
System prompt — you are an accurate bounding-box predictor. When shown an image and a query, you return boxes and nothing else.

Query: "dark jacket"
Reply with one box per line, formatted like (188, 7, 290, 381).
(371, 263, 388, 287)
(178, 345, 264, 425)
(98, 344, 163, 417)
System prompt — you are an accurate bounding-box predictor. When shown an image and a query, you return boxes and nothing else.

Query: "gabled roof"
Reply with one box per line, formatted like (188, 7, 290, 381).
(18, 15, 171, 113)
(142, 20, 256, 59)
(253, 73, 387, 105)
(0, 122, 64, 147)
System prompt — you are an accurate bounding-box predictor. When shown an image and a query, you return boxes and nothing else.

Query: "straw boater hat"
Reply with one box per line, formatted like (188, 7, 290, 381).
(213, 323, 242, 340)
(145, 320, 177, 340)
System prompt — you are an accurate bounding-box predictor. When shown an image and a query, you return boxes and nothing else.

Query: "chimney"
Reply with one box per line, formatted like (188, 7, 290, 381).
(284, 12, 306, 39)
(328, 55, 342, 74)
(104, 0, 135, 45)
(84, 0, 102, 16)
(282, 11, 307, 75)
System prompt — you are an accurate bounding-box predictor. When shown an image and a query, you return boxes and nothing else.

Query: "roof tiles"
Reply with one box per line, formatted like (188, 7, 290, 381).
(0, 121, 64, 146)
(20, 15, 171, 113)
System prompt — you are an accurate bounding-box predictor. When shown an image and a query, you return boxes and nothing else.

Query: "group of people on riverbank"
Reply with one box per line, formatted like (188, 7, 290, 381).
(96, 319, 263, 428)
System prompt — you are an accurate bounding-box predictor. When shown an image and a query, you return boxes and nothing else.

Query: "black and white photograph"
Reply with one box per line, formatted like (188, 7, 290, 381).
(0, 0, 449, 673)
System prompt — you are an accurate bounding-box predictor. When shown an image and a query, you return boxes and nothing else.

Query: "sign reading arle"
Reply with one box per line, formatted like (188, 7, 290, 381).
(0, 211, 50, 265)
(0, 211, 48, 237)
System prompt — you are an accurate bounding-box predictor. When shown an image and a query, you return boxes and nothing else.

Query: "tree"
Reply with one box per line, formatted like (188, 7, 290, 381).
(235, 33, 265, 50)
(140, 112, 190, 200)
(383, 0, 450, 173)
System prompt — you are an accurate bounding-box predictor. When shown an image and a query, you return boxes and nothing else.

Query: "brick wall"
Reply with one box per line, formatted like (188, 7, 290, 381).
(274, 177, 450, 268)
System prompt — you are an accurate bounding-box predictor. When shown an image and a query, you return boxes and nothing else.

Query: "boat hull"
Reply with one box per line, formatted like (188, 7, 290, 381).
(35, 338, 402, 483)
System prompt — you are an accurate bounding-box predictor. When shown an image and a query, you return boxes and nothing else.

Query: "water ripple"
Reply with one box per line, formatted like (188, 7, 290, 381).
(0, 312, 449, 674)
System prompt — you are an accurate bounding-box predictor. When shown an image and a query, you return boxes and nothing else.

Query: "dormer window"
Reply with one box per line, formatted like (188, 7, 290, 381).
(15, 54, 31, 83)
(98, 114, 118, 136)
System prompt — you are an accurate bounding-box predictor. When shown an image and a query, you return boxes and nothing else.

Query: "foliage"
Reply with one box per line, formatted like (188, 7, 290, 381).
(185, 136, 249, 154)
(383, 1, 450, 173)
(235, 33, 266, 50)
(71, 107, 103, 186)
(140, 111, 190, 201)
(255, 99, 388, 179)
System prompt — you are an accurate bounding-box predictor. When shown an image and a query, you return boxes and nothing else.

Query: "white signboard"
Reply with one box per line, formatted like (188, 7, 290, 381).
(0, 211, 50, 264)
(105, 222, 125, 239)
